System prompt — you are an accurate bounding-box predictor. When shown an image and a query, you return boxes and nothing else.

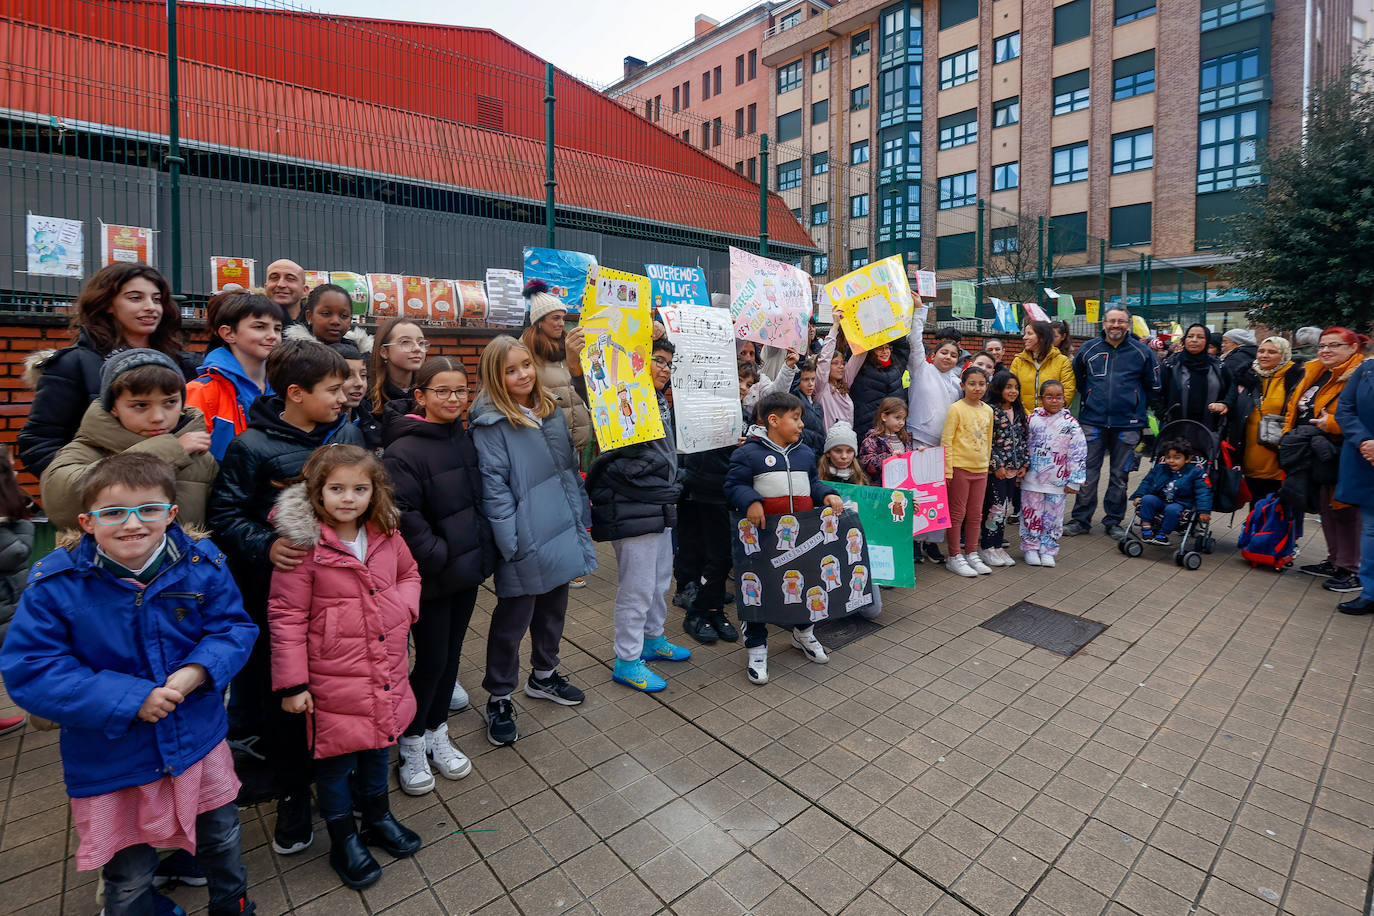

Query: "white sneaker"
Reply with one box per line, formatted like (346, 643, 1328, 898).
(994, 547, 1015, 566)
(947, 555, 978, 578)
(569, 576, 587, 589)
(397, 735, 435, 795)
(747, 646, 769, 684)
(966, 553, 993, 575)
(791, 625, 830, 664)
(1024, 550, 1042, 566)
(978, 548, 1007, 568)
(425, 724, 473, 780)
(449, 681, 470, 712)
(1040, 554, 1056, 568)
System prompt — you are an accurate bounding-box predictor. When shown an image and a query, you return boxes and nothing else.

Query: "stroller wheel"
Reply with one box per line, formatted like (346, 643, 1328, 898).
(1183, 552, 1203, 571)
(1174, 553, 1184, 567)
(1124, 539, 1144, 558)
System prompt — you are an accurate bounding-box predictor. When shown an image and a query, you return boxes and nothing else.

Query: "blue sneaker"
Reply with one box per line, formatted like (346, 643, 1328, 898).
(640, 636, 691, 662)
(612, 659, 667, 693)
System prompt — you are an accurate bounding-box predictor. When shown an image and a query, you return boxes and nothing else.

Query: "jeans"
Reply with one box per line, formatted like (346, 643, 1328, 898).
(612, 529, 674, 661)
(405, 588, 479, 736)
(1138, 495, 1185, 535)
(1361, 506, 1374, 598)
(103, 803, 248, 916)
(1318, 486, 1362, 572)
(315, 747, 390, 821)
(1072, 425, 1141, 529)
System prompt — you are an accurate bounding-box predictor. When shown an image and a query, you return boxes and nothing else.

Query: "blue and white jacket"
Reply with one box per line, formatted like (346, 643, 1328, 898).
(725, 425, 836, 515)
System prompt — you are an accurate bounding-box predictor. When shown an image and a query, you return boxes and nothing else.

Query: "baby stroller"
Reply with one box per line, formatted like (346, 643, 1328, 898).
(1118, 418, 1218, 570)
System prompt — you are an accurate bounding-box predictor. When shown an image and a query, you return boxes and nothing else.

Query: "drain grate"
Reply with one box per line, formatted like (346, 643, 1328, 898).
(813, 615, 883, 649)
(980, 601, 1107, 657)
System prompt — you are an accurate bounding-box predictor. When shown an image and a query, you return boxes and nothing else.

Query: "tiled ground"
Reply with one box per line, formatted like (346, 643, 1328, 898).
(2, 511, 1372, 915)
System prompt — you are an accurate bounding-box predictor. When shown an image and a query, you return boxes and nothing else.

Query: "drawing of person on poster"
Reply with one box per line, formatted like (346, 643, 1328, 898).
(806, 586, 829, 622)
(616, 383, 636, 438)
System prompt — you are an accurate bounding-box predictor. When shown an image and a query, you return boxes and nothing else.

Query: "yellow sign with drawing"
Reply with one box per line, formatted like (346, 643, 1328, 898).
(821, 255, 915, 352)
(579, 267, 665, 451)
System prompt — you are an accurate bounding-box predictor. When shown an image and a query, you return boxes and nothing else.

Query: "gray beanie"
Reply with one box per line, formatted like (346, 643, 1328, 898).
(1223, 328, 1256, 347)
(1294, 326, 1322, 347)
(823, 421, 858, 454)
(100, 348, 183, 410)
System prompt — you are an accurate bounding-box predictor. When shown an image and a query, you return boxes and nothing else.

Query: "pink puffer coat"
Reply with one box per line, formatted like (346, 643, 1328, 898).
(268, 483, 421, 759)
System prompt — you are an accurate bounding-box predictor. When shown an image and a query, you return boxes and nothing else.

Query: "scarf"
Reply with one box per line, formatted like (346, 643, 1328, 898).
(1251, 337, 1293, 378)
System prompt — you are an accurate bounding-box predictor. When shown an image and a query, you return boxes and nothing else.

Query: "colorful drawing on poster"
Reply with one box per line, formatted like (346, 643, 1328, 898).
(26, 214, 83, 278)
(303, 270, 330, 295)
(660, 305, 743, 453)
(806, 586, 829, 622)
(848, 566, 869, 607)
(889, 490, 907, 522)
(728, 246, 811, 352)
(991, 298, 1020, 333)
(845, 527, 864, 564)
(951, 280, 977, 318)
(881, 448, 952, 536)
(100, 223, 152, 267)
(821, 555, 843, 591)
(782, 570, 804, 604)
(523, 248, 596, 315)
(731, 507, 873, 624)
(456, 280, 487, 325)
(484, 269, 526, 326)
(1022, 301, 1050, 323)
(822, 255, 915, 352)
(401, 276, 430, 320)
(741, 572, 762, 606)
(775, 515, 799, 551)
(1057, 293, 1076, 320)
(579, 267, 664, 451)
(1084, 298, 1100, 323)
(367, 274, 403, 318)
(211, 257, 255, 293)
(820, 505, 840, 542)
(328, 272, 369, 315)
(916, 270, 937, 299)
(427, 279, 458, 325)
(646, 264, 710, 309)
(830, 482, 917, 587)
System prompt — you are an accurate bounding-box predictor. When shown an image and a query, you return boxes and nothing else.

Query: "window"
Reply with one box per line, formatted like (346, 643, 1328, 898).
(1201, 0, 1269, 31)
(748, 103, 757, 133)
(749, 50, 758, 79)
(852, 30, 871, 56)
(712, 118, 722, 147)
(681, 129, 691, 143)
(1112, 128, 1154, 173)
(851, 85, 871, 109)
(812, 255, 829, 276)
(1053, 70, 1090, 115)
(938, 171, 977, 208)
(811, 203, 829, 226)
(1200, 47, 1264, 109)
(777, 110, 803, 142)
(778, 60, 803, 94)
(792, 208, 802, 221)
(814, 49, 829, 73)
(1110, 203, 1152, 247)
(880, 125, 921, 168)
(994, 32, 1021, 63)
(653, 96, 661, 120)
(779, 9, 801, 30)
(1197, 108, 1263, 192)
(939, 47, 978, 89)
(880, 63, 923, 113)
(937, 232, 976, 269)
(1050, 212, 1088, 253)
(1115, 0, 1157, 25)
(683, 81, 691, 108)
(736, 108, 745, 136)
(851, 194, 870, 218)
(851, 140, 870, 164)
(812, 151, 829, 174)
(1052, 142, 1089, 184)
(880, 183, 921, 228)
(672, 86, 680, 112)
(735, 161, 745, 174)
(748, 158, 756, 180)
(938, 109, 978, 149)
(701, 122, 711, 149)
(644, 100, 651, 119)
(714, 66, 722, 95)
(1113, 50, 1156, 99)
(736, 54, 745, 85)
(812, 100, 829, 124)
(939, 0, 978, 29)
(991, 226, 1019, 254)
(777, 159, 802, 190)
(993, 162, 1019, 190)
(850, 248, 869, 269)
(993, 96, 1020, 126)
(1055, 0, 1091, 45)
(702, 72, 711, 100)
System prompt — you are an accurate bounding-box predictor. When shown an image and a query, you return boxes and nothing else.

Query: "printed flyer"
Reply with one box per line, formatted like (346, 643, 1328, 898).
(523, 247, 596, 315)
(951, 280, 977, 319)
(367, 274, 403, 318)
(100, 223, 152, 267)
(821, 255, 914, 352)
(484, 269, 526, 326)
(427, 279, 459, 326)
(457, 280, 489, 325)
(659, 305, 742, 453)
(731, 506, 875, 625)
(27, 214, 84, 277)
(401, 276, 430, 320)
(211, 257, 255, 293)
(579, 266, 664, 451)
(829, 482, 917, 588)
(728, 246, 811, 352)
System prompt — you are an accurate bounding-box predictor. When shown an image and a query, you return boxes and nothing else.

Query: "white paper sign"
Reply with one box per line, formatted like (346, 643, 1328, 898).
(484, 269, 527, 327)
(660, 305, 743, 453)
(26, 214, 84, 277)
(916, 270, 937, 300)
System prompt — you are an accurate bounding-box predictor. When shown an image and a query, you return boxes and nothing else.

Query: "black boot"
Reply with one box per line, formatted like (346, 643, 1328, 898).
(358, 793, 421, 858)
(708, 610, 739, 642)
(682, 613, 719, 644)
(325, 816, 381, 889)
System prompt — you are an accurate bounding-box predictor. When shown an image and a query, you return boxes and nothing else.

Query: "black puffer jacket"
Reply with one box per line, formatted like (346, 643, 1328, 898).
(1277, 424, 1340, 514)
(585, 393, 681, 542)
(381, 406, 495, 598)
(680, 446, 733, 505)
(798, 393, 825, 456)
(0, 518, 34, 640)
(848, 336, 910, 435)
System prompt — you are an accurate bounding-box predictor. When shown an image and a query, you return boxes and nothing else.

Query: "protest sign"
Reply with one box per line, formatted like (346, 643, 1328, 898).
(822, 255, 914, 352)
(401, 276, 430, 320)
(1022, 301, 1050, 323)
(916, 270, 937, 299)
(457, 280, 488, 325)
(1057, 293, 1076, 320)
(881, 448, 951, 536)
(951, 280, 977, 318)
(660, 305, 742, 453)
(100, 223, 152, 267)
(1084, 299, 1100, 323)
(484, 269, 527, 326)
(991, 298, 1019, 333)
(647, 264, 710, 309)
(427, 279, 458, 326)
(26, 214, 84, 278)
(1132, 315, 1150, 338)
(329, 272, 370, 314)
(579, 267, 664, 451)
(731, 506, 875, 624)
(830, 482, 916, 588)
(523, 248, 596, 315)
(729, 246, 811, 352)
(211, 257, 255, 293)
(367, 274, 403, 318)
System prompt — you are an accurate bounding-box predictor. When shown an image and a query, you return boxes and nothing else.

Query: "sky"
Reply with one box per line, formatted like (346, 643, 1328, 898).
(311, 0, 755, 88)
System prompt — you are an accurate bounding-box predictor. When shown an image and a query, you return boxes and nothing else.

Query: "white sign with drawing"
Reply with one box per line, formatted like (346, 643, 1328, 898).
(26, 214, 84, 277)
(660, 305, 743, 453)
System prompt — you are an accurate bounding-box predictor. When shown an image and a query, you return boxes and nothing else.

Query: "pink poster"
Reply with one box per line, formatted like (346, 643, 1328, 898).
(880, 449, 951, 535)
(728, 246, 811, 352)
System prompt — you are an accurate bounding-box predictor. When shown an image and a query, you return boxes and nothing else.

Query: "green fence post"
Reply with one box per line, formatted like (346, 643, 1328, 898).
(975, 199, 985, 321)
(544, 63, 556, 249)
(1036, 216, 1045, 310)
(758, 134, 769, 257)
(1098, 239, 1105, 314)
(165, 0, 184, 298)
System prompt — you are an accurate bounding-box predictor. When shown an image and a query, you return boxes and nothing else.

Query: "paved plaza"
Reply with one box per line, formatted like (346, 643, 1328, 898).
(1, 514, 1372, 916)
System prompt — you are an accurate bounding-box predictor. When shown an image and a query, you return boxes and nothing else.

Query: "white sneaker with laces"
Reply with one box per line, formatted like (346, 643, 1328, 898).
(994, 547, 1016, 566)
(1040, 554, 1057, 568)
(397, 735, 435, 795)
(791, 625, 830, 664)
(978, 548, 1006, 568)
(947, 554, 978, 578)
(425, 724, 473, 779)
(966, 552, 993, 575)
(1024, 550, 1042, 566)
(449, 681, 469, 712)
(746, 646, 769, 684)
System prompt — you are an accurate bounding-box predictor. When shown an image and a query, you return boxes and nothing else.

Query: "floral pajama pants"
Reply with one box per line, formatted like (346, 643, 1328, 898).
(1019, 491, 1067, 557)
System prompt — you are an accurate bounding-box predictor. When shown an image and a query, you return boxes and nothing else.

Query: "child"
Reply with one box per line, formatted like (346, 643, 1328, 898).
(0, 445, 34, 645)
(738, 359, 760, 426)
(329, 339, 382, 452)
(941, 366, 995, 578)
(269, 445, 423, 889)
(469, 335, 596, 746)
(1131, 437, 1213, 544)
(818, 422, 869, 485)
(858, 397, 912, 481)
(381, 357, 495, 793)
(906, 311, 964, 565)
(978, 371, 1029, 568)
(813, 325, 859, 430)
(207, 338, 365, 856)
(724, 391, 844, 685)
(793, 357, 826, 455)
(42, 349, 217, 531)
(587, 339, 691, 693)
(1021, 380, 1087, 567)
(291, 283, 353, 345)
(848, 337, 910, 438)
(371, 318, 429, 413)
(1, 454, 258, 916)
(186, 291, 284, 460)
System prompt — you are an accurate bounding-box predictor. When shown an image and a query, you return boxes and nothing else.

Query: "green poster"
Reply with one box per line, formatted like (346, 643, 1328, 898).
(951, 280, 976, 318)
(831, 482, 916, 588)
(1057, 293, 1076, 319)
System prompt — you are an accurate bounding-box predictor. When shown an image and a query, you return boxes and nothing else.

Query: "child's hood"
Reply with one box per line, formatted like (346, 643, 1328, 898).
(743, 424, 797, 456)
(74, 399, 206, 450)
(272, 482, 322, 548)
(198, 346, 270, 401)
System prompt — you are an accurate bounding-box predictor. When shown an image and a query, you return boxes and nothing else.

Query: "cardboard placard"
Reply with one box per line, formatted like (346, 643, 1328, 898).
(523, 247, 596, 315)
(830, 482, 916, 588)
(579, 266, 665, 451)
(822, 255, 915, 352)
(731, 507, 875, 624)
(880, 448, 951, 535)
(647, 264, 710, 309)
(729, 246, 811, 352)
(660, 305, 743, 453)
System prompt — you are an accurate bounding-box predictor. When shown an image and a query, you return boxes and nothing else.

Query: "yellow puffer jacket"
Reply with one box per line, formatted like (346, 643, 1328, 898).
(1010, 348, 1076, 413)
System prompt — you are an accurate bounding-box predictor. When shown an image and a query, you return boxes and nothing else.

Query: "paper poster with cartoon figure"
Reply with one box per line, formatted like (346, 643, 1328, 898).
(523, 247, 597, 316)
(741, 573, 763, 606)
(889, 490, 907, 523)
(848, 566, 869, 609)
(820, 506, 840, 543)
(782, 571, 804, 604)
(579, 266, 664, 451)
(100, 222, 152, 267)
(731, 506, 873, 624)
(880, 449, 951, 537)
(211, 256, 255, 293)
(775, 515, 799, 552)
(845, 528, 864, 564)
(729, 246, 811, 352)
(806, 586, 829, 622)
(27, 214, 84, 277)
(829, 482, 916, 588)
(738, 519, 760, 555)
(821, 555, 843, 591)
(822, 255, 915, 353)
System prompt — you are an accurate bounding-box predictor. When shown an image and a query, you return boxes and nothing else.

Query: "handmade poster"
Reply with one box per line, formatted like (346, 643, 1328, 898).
(728, 246, 811, 352)
(427, 279, 459, 326)
(821, 255, 915, 352)
(991, 298, 1019, 334)
(830, 482, 916, 588)
(647, 264, 710, 309)
(916, 270, 937, 300)
(731, 507, 874, 624)
(484, 269, 527, 326)
(660, 305, 742, 453)
(523, 248, 596, 315)
(880, 448, 952, 535)
(1132, 315, 1150, 338)
(211, 257, 255, 293)
(1084, 299, 1100, 323)
(329, 272, 370, 314)
(367, 274, 403, 318)
(1022, 301, 1050, 323)
(100, 223, 152, 266)
(1057, 293, 1076, 320)
(579, 266, 664, 451)
(457, 280, 488, 325)
(26, 214, 84, 277)
(401, 276, 430, 320)
(304, 270, 329, 291)
(951, 280, 977, 319)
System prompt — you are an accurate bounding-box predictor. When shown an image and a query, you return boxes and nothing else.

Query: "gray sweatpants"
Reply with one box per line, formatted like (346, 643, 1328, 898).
(612, 529, 674, 662)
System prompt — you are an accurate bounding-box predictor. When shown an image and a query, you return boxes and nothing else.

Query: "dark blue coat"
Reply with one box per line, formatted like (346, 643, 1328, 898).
(586, 392, 680, 542)
(1131, 462, 1213, 512)
(1073, 332, 1161, 430)
(1335, 360, 1374, 506)
(724, 426, 836, 514)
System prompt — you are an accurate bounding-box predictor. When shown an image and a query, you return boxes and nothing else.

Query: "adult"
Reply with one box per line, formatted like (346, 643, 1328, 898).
(17, 262, 198, 476)
(1050, 320, 1073, 358)
(1231, 336, 1303, 505)
(1334, 358, 1374, 613)
(1158, 323, 1235, 427)
(520, 281, 592, 456)
(264, 259, 308, 326)
(370, 317, 429, 414)
(981, 335, 1006, 367)
(1220, 328, 1258, 382)
(1010, 321, 1076, 413)
(1065, 307, 1160, 539)
(1291, 326, 1322, 365)
(1284, 327, 1367, 593)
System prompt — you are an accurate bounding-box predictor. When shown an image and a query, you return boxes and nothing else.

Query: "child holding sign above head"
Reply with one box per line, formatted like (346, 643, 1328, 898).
(941, 366, 996, 578)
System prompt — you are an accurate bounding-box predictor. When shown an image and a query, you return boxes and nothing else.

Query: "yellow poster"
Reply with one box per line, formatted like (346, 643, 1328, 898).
(821, 255, 914, 352)
(579, 267, 665, 451)
(1085, 299, 1100, 323)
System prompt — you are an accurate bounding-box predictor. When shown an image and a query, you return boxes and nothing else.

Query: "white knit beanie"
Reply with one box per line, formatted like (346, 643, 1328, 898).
(527, 291, 565, 325)
(824, 421, 858, 454)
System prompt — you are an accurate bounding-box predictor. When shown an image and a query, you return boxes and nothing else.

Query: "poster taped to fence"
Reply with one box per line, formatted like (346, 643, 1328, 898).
(26, 214, 84, 278)
(579, 266, 664, 451)
(484, 269, 527, 326)
(660, 305, 742, 453)
(881, 448, 952, 536)
(523, 248, 596, 315)
(303, 270, 330, 293)
(728, 246, 811, 353)
(1056, 293, 1076, 320)
(427, 279, 458, 326)
(401, 276, 430, 320)
(916, 270, 937, 299)
(731, 506, 874, 624)
(100, 223, 152, 267)
(1084, 299, 1100, 323)
(456, 280, 488, 325)
(821, 255, 915, 352)
(211, 257, 255, 293)
(328, 272, 369, 315)
(647, 264, 710, 309)
(366, 274, 403, 319)
(991, 298, 1019, 333)
(951, 281, 977, 318)
(829, 482, 916, 588)
(1022, 301, 1050, 323)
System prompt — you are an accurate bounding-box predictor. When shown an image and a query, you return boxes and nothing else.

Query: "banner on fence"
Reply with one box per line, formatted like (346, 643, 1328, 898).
(991, 298, 1019, 334)
(880, 448, 952, 535)
(457, 280, 488, 325)
(647, 264, 710, 309)
(731, 506, 875, 624)
(1022, 301, 1050, 323)
(1057, 293, 1076, 320)
(484, 269, 527, 326)
(328, 272, 369, 315)
(366, 274, 403, 318)
(26, 214, 84, 278)
(211, 257, 255, 293)
(523, 248, 596, 315)
(100, 223, 152, 267)
(728, 246, 811, 352)
(579, 267, 664, 450)
(951, 280, 977, 318)
(829, 482, 916, 588)
(660, 305, 742, 453)
(821, 255, 915, 352)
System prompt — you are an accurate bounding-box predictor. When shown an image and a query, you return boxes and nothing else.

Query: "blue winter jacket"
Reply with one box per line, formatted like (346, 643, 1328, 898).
(1073, 332, 1161, 430)
(724, 425, 836, 514)
(1130, 462, 1213, 512)
(0, 526, 257, 797)
(1335, 360, 1374, 507)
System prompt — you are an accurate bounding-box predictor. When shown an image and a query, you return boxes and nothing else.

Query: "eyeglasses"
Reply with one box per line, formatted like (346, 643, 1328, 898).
(84, 503, 173, 525)
(383, 338, 430, 352)
(651, 356, 672, 368)
(1317, 342, 1351, 350)
(420, 386, 468, 400)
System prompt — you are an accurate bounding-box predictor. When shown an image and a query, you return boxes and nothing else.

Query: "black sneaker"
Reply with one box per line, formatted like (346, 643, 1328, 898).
(485, 699, 518, 746)
(272, 792, 314, 855)
(709, 611, 739, 643)
(524, 670, 585, 706)
(1322, 573, 1362, 593)
(1301, 560, 1339, 578)
(683, 613, 719, 644)
(922, 543, 945, 564)
(153, 849, 207, 888)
